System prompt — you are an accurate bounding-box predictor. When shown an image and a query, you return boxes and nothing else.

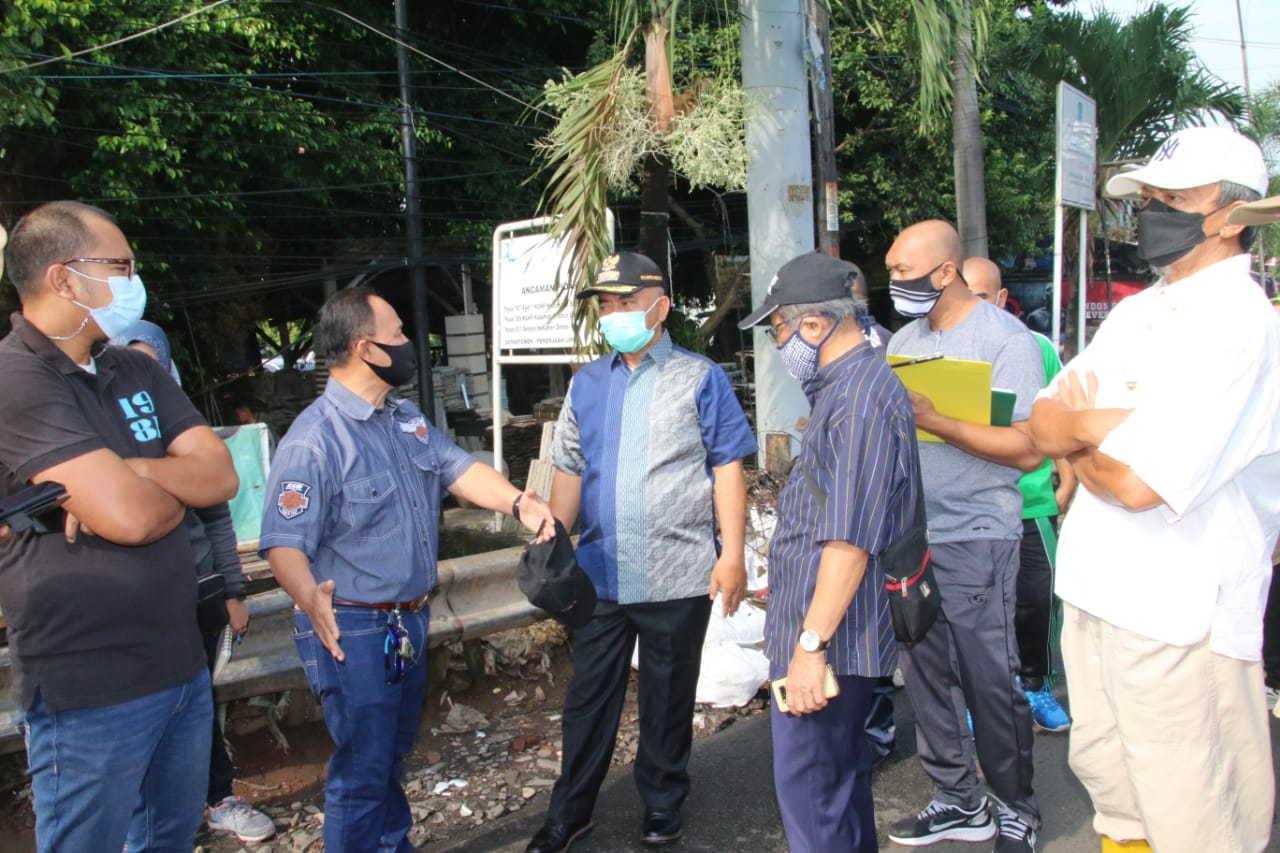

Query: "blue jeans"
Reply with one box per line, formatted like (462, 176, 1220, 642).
(294, 605, 428, 853)
(23, 668, 213, 853)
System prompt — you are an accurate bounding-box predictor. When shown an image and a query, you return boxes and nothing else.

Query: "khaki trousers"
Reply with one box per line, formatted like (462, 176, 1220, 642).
(1061, 603, 1273, 853)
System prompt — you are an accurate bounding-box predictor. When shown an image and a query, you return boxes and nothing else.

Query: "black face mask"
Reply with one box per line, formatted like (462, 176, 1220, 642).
(362, 339, 417, 387)
(889, 263, 945, 318)
(1136, 199, 1225, 268)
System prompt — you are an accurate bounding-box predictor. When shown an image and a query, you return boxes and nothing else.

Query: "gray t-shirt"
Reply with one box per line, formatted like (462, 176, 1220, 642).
(888, 300, 1044, 543)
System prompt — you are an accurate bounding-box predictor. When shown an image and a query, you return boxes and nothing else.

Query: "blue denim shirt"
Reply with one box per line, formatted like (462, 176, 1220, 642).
(259, 378, 476, 601)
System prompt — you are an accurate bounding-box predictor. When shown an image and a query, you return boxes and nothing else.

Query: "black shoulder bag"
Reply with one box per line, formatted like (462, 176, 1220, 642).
(881, 460, 940, 646)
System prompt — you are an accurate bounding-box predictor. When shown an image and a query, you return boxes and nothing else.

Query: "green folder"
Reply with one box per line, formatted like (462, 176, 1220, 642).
(990, 389, 1016, 427)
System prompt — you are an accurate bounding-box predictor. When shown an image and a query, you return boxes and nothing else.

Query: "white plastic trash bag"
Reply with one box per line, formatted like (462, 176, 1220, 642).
(695, 642, 770, 707)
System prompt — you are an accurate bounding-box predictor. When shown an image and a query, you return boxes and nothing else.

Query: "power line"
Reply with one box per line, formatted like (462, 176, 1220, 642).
(1, 0, 233, 73)
(304, 1, 555, 119)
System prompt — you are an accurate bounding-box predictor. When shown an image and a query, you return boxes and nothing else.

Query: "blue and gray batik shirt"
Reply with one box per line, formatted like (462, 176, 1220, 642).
(550, 331, 757, 604)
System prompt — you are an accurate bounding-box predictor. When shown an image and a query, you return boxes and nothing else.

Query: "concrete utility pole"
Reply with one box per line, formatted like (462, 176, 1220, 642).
(741, 0, 816, 472)
(806, 0, 840, 257)
(395, 0, 435, 420)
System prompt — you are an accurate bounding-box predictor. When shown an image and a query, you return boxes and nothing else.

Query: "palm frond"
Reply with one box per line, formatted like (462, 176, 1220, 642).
(1026, 4, 1245, 163)
(532, 48, 636, 350)
(840, 0, 989, 136)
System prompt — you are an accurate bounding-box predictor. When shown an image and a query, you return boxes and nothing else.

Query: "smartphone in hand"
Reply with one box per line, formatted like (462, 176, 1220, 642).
(771, 665, 840, 713)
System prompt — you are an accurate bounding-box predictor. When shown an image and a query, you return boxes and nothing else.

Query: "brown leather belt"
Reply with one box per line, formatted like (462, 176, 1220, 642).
(332, 594, 429, 613)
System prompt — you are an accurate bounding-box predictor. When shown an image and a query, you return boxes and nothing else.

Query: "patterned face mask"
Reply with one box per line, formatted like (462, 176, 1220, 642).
(776, 316, 836, 382)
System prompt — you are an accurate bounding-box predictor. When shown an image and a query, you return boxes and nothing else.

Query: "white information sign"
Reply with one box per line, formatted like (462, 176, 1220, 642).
(488, 214, 613, 525)
(1055, 82, 1097, 211)
(493, 227, 576, 350)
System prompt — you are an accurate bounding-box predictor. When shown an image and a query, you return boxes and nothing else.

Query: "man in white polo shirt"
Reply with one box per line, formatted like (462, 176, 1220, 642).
(1030, 127, 1280, 853)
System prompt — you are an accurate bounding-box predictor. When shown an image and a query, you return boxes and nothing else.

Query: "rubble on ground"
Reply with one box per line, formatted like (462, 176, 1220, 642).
(187, 624, 770, 852)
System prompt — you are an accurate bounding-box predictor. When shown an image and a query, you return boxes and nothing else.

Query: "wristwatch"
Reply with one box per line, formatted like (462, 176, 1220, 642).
(798, 628, 829, 653)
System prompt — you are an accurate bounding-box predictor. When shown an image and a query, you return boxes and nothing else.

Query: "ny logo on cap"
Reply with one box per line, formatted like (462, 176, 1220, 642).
(1155, 137, 1180, 162)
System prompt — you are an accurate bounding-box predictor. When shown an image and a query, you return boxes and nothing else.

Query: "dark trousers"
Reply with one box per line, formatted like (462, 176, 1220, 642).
(901, 540, 1039, 822)
(772, 674, 878, 853)
(1014, 516, 1056, 689)
(1264, 560, 1280, 688)
(199, 602, 236, 806)
(548, 596, 713, 824)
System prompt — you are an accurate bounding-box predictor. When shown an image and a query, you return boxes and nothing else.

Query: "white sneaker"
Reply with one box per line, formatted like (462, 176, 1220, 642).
(1266, 686, 1279, 712)
(208, 795, 276, 842)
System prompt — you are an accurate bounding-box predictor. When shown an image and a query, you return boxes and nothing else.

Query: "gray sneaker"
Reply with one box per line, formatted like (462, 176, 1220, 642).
(992, 800, 1037, 853)
(889, 797, 996, 846)
(208, 795, 276, 843)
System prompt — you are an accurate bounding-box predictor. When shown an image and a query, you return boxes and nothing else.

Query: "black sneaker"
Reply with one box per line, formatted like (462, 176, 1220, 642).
(993, 801, 1037, 853)
(888, 797, 996, 846)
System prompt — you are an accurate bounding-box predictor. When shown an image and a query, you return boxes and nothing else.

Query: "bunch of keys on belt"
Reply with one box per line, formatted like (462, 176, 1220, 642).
(384, 609, 417, 684)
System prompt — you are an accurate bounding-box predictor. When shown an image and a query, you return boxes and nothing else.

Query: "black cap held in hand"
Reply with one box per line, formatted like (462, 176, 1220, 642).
(516, 519, 597, 629)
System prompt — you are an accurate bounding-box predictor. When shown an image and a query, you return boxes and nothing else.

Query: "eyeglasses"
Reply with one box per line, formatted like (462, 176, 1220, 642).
(60, 257, 136, 278)
(765, 313, 829, 343)
(384, 615, 417, 685)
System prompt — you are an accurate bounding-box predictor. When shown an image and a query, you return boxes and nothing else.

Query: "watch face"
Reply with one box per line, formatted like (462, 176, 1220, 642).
(800, 630, 820, 652)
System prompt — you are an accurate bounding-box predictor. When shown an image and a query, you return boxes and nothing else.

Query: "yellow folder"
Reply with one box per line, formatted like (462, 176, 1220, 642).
(888, 355, 993, 442)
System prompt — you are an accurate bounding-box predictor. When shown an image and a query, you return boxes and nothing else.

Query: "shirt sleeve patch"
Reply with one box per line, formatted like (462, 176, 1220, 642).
(277, 481, 313, 519)
(398, 416, 430, 443)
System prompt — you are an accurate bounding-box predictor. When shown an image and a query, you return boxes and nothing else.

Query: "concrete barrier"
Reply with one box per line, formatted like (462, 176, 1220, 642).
(0, 544, 539, 754)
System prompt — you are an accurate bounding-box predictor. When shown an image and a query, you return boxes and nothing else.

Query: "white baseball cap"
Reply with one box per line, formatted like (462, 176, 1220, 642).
(1227, 194, 1280, 226)
(1105, 127, 1268, 198)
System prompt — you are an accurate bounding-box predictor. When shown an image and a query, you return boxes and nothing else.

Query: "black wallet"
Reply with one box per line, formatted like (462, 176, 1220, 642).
(0, 481, 69, 534)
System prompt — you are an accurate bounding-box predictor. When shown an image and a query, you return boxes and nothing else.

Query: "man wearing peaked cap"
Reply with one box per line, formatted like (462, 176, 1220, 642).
(527, 251, 756, 853)
(740, 252, 920, 853)
(1031, 126, 1280, 853)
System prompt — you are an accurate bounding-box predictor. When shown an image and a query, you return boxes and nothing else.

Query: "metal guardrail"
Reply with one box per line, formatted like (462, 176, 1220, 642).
(0, 544, 539, 755)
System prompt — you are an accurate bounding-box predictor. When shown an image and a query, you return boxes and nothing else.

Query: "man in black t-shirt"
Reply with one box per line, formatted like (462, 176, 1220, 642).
(0, 201, 239, 852)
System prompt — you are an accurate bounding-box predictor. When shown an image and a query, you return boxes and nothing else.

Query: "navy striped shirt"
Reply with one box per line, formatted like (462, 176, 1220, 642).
(764, 341, 919, 677)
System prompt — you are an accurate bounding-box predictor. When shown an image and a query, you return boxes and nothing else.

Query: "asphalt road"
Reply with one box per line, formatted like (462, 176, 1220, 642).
(434, 687, 1280, 852)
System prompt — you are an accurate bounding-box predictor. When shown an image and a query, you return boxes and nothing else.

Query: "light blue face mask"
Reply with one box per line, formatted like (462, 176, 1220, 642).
(57, 267, 148, 341)
(599, 296, 663, 353)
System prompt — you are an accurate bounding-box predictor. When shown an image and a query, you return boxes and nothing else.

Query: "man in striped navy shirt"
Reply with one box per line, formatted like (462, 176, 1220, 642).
(740, 252, 919, 853)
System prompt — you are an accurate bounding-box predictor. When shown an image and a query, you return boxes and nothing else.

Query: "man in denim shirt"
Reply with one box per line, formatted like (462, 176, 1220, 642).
(261, 287, 554, 853)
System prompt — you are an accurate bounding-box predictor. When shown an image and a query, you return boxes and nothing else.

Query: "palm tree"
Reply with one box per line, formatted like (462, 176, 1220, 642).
(1019, 3, 1244, 350)
(532, 1, 747, 341)
(846, 0, 995, 256)
(1024, 4, 1243, 170)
